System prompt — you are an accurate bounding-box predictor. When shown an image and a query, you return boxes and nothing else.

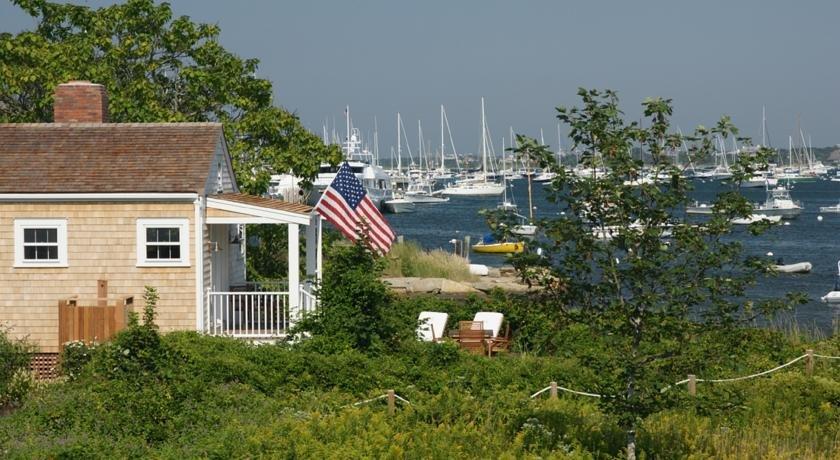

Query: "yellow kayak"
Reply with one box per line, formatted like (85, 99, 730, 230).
(472, 241, 524, 254)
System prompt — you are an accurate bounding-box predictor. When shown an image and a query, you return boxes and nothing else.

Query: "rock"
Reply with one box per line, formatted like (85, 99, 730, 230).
(469, 264, 489, 276)
(499, 265, 517, 276)
(486, 267, 501, 277)
(382, 277, 480, 295)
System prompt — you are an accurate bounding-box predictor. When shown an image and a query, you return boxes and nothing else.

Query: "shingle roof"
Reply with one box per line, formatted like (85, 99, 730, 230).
(210, 193, 312, 216)
(0, 123, 224, 193)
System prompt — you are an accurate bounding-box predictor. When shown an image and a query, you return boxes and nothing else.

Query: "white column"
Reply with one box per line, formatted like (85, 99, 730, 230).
(194, 196, 205, 332)
(306, 213, 319, 279)
(316, 216, 323, 283)
(287, 223, 300, 325)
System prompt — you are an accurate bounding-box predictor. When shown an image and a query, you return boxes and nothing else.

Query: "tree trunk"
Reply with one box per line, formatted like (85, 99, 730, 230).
(626, 429, 636, 460)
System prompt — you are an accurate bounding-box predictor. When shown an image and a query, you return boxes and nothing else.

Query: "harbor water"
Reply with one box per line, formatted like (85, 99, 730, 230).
(388, 178, 840, 332)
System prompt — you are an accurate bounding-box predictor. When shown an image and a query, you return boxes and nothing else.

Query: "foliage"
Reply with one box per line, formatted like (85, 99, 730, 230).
(293, 241, 410, 353)
(0, 321, 837, 458)
(58, 341, 95, 381)
(509, 88, 807, 457)
(382, 240, 475, 281)
(0, 326, 33, 409)
(0, 0, 341, 193)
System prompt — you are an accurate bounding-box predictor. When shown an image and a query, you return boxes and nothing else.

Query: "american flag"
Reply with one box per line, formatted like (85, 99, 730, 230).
(314, 162, 395, 254)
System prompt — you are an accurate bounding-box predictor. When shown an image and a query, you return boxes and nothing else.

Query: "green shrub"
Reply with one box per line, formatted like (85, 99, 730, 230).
(0, 325, 33, 409)
(59, 341, 96, 381)
(294, 242, 411, 353)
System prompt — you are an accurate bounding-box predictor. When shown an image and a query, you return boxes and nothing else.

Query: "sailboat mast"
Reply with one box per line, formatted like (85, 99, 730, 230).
(440, 105, 445, 171)
(373, 116, 379, 165)
(418, 120, 423, 172)
(761, 106, 767, 147)
(397, 112, 402, 172)
(345, 105, 351, 158)
(481, 97, 487, 182)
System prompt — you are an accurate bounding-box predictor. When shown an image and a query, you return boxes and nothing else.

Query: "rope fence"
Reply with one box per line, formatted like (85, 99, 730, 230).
(347, 350, 840, 413)
(347, 390, 411, 414)
(530, 349, 840, 400)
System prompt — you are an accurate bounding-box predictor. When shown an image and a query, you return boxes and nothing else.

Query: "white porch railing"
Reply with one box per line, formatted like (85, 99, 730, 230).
(205, 283, 318, 339)
(206, 291, 289, 338)
(300, 283, 318, 316)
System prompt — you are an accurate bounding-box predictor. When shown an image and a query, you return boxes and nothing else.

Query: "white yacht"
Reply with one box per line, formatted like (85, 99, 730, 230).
(404, 181, 449, 204)
(313, 122, 394, 210)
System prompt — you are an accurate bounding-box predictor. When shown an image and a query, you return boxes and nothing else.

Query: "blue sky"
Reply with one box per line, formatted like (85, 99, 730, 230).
(2, 0, 839, 151)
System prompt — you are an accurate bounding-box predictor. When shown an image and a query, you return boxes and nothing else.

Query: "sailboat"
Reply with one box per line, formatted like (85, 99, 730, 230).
(441, 98, 505, 196)
(472, 237, 524, 254)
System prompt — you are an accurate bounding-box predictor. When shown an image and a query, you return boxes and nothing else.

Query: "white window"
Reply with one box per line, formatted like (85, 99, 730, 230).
(14, 219, 68, 268)
(136, 218, 190, 267)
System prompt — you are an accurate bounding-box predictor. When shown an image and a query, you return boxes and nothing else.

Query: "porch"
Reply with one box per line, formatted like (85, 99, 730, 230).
(202, 194, 322, 339)
(204, 281, 317, 339)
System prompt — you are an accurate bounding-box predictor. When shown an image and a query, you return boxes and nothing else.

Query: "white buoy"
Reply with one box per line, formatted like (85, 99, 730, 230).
(783, 222, 791, 226)
(767, 252, 774, 257)
(818, 215, 824, 221)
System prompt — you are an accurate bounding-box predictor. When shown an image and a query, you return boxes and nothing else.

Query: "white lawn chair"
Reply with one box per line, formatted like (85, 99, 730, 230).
(473, 312, 504, 338)
(473, 311, 510, 355)
(417, 311, 449, 342)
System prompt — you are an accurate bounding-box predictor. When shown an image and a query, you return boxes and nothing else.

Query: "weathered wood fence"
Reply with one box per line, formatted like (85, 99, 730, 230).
(57, 280, 133, 350)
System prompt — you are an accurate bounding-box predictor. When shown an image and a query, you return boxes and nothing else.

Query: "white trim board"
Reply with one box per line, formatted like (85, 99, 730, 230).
(205, 198, 311, 226)
(0, 193, 198, 202)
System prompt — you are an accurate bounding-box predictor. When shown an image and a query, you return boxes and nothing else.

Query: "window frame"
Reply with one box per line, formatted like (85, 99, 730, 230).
(136, 218, 190, 267)
(13, 219, 68, 268)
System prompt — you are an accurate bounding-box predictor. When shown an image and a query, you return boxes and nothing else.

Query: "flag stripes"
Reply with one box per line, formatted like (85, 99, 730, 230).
(314, 162, 395, 254)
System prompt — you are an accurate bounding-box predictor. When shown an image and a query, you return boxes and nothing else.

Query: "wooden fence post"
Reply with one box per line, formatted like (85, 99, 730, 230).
(97, 279, 108, 307)
(549, 381, 558, 400)
(687, 374, 696, 396)
(806, 349, 814, 377)
(387, 389, 395, 415)
(464, 236, 470, 261)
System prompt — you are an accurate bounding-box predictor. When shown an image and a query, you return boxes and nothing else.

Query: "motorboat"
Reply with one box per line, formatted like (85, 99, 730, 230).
(819, 202, 840, 213)
(821, 261, 840, 304)
(382, 196, 416, 214)
(772, 262, 812, 274)
(592, 221, 673, 241)
(511, 224, 537, 237)
(754, 185, 803, 218)
(688, 186, 803, 219)
(740, 171, 778, 188)
(532, 170, 557, 183)
(403, 181, 449, 204)
(731, 214, 782, 225)
(686, 202, 715, 215)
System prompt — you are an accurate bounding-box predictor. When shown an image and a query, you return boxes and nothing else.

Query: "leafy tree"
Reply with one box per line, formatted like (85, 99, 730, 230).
(0, 0, 341, 193)
(510, 88, 805, 459)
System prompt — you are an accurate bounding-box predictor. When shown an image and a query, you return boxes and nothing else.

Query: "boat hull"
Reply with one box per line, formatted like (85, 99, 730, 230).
(472, 242, 524, 254)
(773, 262, 812, 274)
(440, 183, 505, 196)
(404, 194, 449, 204)
(382, 199, 416, 214)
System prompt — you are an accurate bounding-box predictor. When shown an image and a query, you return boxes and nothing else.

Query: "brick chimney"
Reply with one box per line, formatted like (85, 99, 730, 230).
(53, 81, 109, 123)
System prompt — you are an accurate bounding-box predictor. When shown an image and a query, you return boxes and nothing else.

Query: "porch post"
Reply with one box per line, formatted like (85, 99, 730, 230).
(288, 223, 300, 325)
(306, 213, 319, 280)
